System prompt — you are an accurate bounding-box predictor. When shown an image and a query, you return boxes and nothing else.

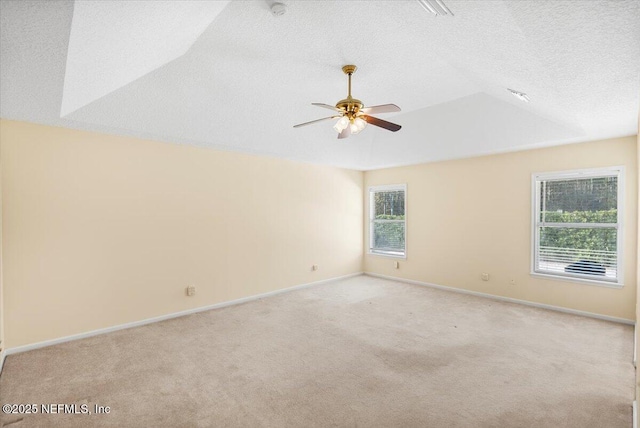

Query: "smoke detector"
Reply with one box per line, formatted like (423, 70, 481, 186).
(271, 2, 286, 16)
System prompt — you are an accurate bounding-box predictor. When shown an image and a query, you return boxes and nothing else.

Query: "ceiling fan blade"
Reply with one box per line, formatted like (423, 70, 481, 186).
(338, 124, 352, 139)
(360, 104, 401, 114)
(362, 115, 401, 132)
(293, 115, 340, 128)
(312, 103, 342, 112)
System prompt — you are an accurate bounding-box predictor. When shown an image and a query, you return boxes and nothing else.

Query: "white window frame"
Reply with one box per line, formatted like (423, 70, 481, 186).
(369, 184, 407, 258)
(531, 166, 624, 288)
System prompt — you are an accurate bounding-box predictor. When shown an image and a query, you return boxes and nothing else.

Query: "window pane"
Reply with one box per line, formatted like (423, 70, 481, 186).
(539, 177, 617, 223)
(374, 191, 405, 219)
(538, 227, 617, 280)
(373, 221, 405, 253)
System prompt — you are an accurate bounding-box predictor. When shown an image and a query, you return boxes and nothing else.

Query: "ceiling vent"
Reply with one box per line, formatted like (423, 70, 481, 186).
(417, 0, 454, 16)
(507, 88, 530, 103)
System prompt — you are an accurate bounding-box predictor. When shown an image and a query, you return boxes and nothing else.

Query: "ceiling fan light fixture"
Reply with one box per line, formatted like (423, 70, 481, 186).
(417, 0, 454, 17)
(333, 116, 349, 133)
(349, 117, 367, 134)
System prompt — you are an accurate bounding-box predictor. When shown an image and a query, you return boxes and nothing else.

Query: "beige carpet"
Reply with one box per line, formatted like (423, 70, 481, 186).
(0, 275, 634, 427)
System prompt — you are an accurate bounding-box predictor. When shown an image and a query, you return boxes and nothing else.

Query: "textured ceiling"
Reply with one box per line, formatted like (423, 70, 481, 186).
(61, 0, 230, 116)
(1, 0, 639, 170)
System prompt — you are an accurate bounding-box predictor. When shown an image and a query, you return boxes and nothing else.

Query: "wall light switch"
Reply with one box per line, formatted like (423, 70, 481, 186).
(186, 285, 196, 296)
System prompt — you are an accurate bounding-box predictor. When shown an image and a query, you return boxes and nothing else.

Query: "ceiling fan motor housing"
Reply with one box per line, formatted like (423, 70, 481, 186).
(336, 97, 363, 118)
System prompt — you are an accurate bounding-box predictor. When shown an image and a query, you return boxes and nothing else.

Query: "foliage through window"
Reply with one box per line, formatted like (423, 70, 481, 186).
(532, 168, 623, 286)
(369, 185, 406, 257)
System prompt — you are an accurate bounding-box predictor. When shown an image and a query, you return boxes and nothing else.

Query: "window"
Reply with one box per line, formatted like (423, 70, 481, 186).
(532, 167, 623, 286)
(369, 184, 406, 257)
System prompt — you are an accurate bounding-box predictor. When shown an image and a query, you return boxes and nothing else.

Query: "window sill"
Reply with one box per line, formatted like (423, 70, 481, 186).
(530, 272, 623, 289)
(368, 251, 406, 259)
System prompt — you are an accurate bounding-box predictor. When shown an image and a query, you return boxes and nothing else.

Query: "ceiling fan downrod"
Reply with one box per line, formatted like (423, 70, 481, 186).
(336, 65, 362, 118)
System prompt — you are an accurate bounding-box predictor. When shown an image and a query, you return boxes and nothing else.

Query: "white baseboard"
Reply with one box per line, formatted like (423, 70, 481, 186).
(634, 323, 637, 367)
(4, 270, 632, 359)
(366, 273, 635, 325)
(5, 272, 363, 357)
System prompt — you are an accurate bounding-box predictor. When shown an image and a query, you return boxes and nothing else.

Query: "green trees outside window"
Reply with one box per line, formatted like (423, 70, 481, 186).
(371, 187, 405, 255)
(534, 171, 621, 283)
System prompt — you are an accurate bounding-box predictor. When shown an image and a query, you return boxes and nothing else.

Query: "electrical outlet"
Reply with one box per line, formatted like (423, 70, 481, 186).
(312, 265, 318, 271)
(394, 261, 400, 269)
(186, 285, 196, 296)
(481, 273, 490, 281)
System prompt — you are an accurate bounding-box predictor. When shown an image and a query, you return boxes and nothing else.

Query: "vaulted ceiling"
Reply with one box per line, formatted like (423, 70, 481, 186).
(1, 0, 639, 170)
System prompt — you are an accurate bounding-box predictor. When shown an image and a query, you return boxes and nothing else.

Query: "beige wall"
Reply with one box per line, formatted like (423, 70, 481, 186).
(0, 119, 364, 348)
(364, 136, 638, 320)
(0, 133, 3, 355)
(2, 117, 636, 350)
(635, 116, 640, 426)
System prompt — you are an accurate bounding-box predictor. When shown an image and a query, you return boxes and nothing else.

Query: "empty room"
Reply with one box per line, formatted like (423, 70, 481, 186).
(0, 0, 639, 427)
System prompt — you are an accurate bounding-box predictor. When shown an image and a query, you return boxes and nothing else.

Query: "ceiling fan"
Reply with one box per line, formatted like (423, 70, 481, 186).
(294, 65, 402, 139)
